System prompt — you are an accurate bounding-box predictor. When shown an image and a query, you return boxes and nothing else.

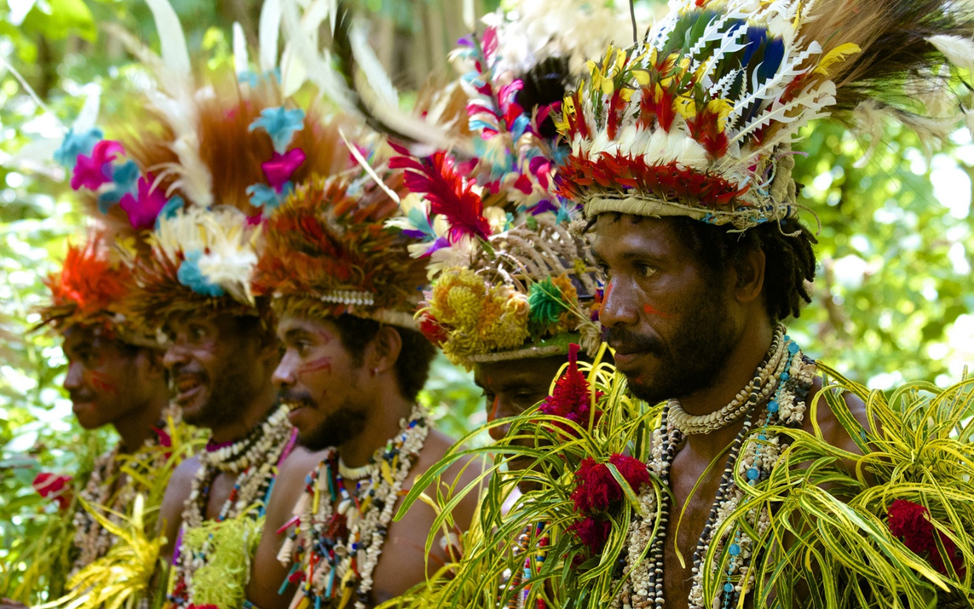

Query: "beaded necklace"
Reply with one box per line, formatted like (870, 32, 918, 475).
(614, 329, 816, 609)
(168, 403, 294, 609)
(71, 405, 180, 576)
(277, 404, 430, 609)
(509, 522, 551, 609)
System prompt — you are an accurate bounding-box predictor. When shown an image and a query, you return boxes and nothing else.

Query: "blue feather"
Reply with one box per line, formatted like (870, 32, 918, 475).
(757, 37, 785, 83)
(741, 27, 768, 68)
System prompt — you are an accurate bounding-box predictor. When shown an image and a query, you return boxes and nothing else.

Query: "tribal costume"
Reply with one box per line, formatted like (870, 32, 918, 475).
(65, 2, 357, 607)
(19, 233, 198, 609)
(252, 125, 437, 609)
(405, 0, 974, 607)
(323, 2, 631, 607)
(390, 0, 974, 607)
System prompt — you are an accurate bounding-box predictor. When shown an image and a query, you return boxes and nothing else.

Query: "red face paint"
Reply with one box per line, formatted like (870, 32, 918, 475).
(313, 330, 333, 345)
(88, 370, 118, 394)
(299, 356, 333, 375)
(488, 395, 501, 423)
(603, 281, 613, 303)
(642, 303, 675, 319)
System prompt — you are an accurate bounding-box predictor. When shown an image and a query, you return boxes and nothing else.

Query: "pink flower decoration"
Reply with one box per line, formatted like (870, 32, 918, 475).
(120, 174, 169, 230)
(71, 140, 124, 191)
(262, 148, 306, 192)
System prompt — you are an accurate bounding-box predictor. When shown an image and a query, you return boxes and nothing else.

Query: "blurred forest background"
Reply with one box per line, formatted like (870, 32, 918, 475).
(1, 0, 973, 596)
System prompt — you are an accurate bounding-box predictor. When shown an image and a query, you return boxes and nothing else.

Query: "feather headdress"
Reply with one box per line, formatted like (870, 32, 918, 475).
(254, 149, 428, 330)
(37, 236, 158, 348)
(130, 205, 264, 329)
(560, 0, 974, 230)
(80, 0, 362, 330)
(367, 1, 623, 367)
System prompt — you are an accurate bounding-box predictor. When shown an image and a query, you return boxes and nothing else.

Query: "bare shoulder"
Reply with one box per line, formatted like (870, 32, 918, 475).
(277, 444, 324, 481)
(413, 429, 487, 529)
(246, 446, 328, 609)
(803, 375, 871, 456)
(160, 455, 200, 519)
(416, 430, 486, 489)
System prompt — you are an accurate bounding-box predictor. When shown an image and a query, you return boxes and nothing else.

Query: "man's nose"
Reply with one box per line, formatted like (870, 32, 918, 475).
(598, 277, 640, 329)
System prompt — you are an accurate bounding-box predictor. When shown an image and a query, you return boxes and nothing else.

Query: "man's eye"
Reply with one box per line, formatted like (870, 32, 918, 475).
(190, 326, 208, 339)
(481, 391, 496, 404)
(295, 341, 311, 354)
(637, 264, 657, 279)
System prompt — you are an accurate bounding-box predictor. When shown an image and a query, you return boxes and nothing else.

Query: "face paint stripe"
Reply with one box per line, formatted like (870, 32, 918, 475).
(643, 303, 675, 319)
(299, 356, 333, 375)
(88, 370, 118, 394)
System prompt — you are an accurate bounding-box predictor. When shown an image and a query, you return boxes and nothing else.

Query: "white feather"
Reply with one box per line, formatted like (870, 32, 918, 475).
(73, 83, 101, 133)
(144, 0, 192, 86)
(233, 22, 249, 76)
(337, 127, 400, 204)
(730, 81, 835, 146)
(349, 22, 398, 107)
(928, 34, 974, 74)
(280, 0, 355, 111)
(259, 0, 282, 73)
(726, 42, 822, 132)
(279, 45, 308, 97)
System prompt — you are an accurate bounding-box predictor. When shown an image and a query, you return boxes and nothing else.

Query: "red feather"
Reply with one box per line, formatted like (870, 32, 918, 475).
(390, 151, 491, 243)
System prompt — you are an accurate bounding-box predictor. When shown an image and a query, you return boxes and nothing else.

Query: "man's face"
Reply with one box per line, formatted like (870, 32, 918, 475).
(273, 315, 369, 451)
(62, 325, 155, 430)
(474, 355, 567, 479)
(163, 314, 266, 428)
(592, 215, 741, 404)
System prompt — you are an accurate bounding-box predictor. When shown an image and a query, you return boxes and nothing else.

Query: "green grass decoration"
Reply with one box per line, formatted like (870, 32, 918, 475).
(384, 357, 974, 607)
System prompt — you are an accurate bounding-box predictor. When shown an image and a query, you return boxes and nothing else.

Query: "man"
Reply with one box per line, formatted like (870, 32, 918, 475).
(103, 3, 369, 603)
(245, 154, 483, 609)
(2, 236, 183, 609)
(550, 0, 974, 606)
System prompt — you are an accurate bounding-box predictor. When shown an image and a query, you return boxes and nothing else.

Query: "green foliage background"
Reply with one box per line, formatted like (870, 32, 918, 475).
(0, 0, 972, 599)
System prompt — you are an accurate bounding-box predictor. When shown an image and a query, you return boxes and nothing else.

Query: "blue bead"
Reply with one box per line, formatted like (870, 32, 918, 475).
(783, 335, 791, 342)
(724, 583, 734, 593)
(747, 468, 760, 480)
(758, 434, 767, 441)
(788, 342, 799, 354)
(767, 400, 779, 413)
(729, 543, 741, 556)
(780, 372, 790, 381)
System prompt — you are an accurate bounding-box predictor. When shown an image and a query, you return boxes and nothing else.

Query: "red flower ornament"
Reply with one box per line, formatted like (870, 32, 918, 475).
(538, 343, 602, 434)
(33, 472, 73, 510)
(570, 454, 650, 514)
(888, 499, 966, 578)
(567, 516, 612, 553)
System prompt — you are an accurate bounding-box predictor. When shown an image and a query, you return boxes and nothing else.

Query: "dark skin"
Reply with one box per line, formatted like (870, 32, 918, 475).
(474, 356, 567, 482)
(61, 325, 170, 452)
(1, 326, 169, 609)
(592, 214, 868, 609)
(157, 313, 287, 564)
(246, 315, 483, 609)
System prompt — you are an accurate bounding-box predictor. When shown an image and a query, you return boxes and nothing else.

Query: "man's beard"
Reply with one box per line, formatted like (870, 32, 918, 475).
(297, 399, 368, 451)
(184, 359, 257, 427)
(605, 292, 738, 405)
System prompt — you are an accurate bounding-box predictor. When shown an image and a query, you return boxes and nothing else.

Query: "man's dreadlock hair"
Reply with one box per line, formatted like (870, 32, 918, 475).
(669, 216, 817, 323)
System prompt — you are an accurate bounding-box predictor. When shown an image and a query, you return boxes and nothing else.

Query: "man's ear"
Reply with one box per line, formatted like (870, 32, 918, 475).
(734, 246, 766, 305)
(366, 326, 403, 374)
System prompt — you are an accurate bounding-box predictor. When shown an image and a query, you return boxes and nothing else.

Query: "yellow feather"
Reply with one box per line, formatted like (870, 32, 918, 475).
(814, 43, 862, 76)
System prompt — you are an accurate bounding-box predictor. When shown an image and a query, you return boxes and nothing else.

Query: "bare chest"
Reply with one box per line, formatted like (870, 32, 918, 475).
(203, 471, 237, 520)
(661, 449, 729, 609)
